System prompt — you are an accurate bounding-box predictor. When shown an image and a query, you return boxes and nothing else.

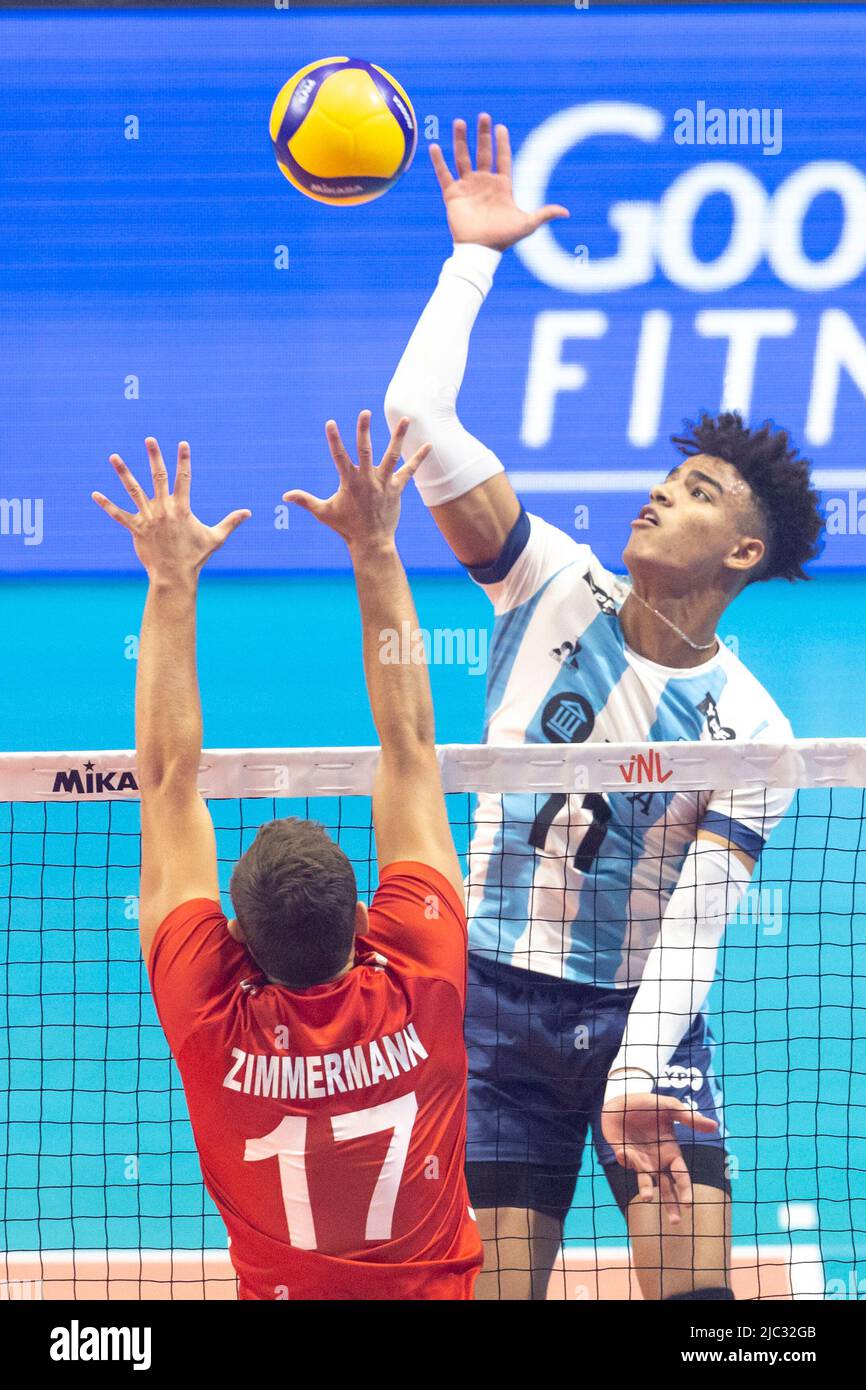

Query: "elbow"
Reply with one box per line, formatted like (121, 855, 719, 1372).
(409, 710, 436, 748)
(379, 727, 438, 770)
(137, 750, 200, 797)
(383, 376, 412, 432)
(379, 702, 436, 753)
(384, 374, 433, 438)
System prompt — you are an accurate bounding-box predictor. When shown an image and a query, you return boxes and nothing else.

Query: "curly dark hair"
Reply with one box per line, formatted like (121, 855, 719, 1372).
(670, 411, 824, 583)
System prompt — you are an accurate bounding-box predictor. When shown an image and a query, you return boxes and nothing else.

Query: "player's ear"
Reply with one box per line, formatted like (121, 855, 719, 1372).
(226, 917, 245, 943)
(354, 901, 368, 936)
(725, 533, 765, 578)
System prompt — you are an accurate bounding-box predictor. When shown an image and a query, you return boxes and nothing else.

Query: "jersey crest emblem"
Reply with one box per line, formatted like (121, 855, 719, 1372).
(540, 691, 596, 744)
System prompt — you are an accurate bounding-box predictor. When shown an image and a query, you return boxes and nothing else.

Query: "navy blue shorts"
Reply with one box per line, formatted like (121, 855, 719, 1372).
(465, 953, 727, 1189)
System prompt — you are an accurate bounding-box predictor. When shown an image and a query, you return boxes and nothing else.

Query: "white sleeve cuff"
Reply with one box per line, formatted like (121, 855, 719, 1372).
(440, 243, 503, 299)
(604, 1072, 656, 1103)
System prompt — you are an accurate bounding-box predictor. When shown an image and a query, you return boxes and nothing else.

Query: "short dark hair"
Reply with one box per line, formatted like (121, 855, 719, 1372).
(229, 818, 358, 988)
(670, 411, 824, 582)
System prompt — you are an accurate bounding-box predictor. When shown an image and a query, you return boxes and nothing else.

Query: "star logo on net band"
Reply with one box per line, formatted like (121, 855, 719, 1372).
(51, 765, 139, 795)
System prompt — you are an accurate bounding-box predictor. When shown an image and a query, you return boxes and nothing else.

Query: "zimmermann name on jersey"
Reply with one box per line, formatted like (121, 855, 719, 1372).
(222, 1025, 429, 1100)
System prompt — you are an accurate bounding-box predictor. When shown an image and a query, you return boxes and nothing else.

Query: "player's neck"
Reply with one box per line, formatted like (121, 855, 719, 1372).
(266, 958, 355, 989)
(619, 582, 723, 668)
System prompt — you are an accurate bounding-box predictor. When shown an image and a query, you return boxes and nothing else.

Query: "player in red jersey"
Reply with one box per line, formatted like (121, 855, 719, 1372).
(92, 412, 483, 1300)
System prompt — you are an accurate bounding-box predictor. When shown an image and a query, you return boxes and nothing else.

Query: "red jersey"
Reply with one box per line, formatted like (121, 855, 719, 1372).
(147, 861, 482, 1300)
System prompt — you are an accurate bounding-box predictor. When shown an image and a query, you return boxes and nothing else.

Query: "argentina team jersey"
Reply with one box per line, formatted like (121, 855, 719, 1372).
(464, 511, 793, 987)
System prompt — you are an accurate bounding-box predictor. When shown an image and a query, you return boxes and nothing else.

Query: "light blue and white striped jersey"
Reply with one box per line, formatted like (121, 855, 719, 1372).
(465, 511, 793, 988)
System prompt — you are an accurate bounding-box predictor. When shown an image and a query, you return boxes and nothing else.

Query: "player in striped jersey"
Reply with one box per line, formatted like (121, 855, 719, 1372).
(385, 114, 824, 1300)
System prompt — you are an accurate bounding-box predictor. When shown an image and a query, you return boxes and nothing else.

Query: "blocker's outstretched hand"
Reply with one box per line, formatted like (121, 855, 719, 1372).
(284, 411, 431, 549)
(429, 112, 569, 252)
(92, 438, 250, 580)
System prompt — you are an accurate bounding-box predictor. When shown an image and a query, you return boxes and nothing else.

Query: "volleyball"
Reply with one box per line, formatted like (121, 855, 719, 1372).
(269, 56, 417, 206)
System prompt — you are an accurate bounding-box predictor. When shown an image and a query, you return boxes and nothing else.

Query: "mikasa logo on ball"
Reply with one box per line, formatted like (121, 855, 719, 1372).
(392, 95, 412, 129)
(295, 77, 316, 107)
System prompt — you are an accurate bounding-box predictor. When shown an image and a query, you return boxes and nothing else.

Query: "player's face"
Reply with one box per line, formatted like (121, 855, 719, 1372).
(622, 454, 764, 585)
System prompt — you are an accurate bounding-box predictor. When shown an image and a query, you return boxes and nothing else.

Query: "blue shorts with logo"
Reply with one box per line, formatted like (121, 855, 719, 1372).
(465, 952, 727, 1179)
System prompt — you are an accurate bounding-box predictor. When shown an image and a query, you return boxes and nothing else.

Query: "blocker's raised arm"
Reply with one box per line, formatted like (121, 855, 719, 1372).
(92, 439, 250, 956)
(285, 411, 464, 901)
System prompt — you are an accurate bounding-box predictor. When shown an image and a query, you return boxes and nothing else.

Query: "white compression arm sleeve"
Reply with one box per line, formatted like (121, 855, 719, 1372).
(605, 839, 753, 1100)
(383, 243, 506, 507)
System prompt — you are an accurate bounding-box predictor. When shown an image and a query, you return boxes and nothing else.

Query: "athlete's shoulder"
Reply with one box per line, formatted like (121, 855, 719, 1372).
(362, 862, 469, 998)
(146, 897, 255, 1059)
(471, 509, 617, 617)
(716, 643, 793, 740)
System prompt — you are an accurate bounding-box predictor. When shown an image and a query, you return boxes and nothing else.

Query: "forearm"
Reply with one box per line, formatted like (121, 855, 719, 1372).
(350, 539, 435, 749)
(383, 243, 505, 507)
(136, 575, 202, 790)
(608, 925, 723, 1091)
(607, 839, 752, 1093)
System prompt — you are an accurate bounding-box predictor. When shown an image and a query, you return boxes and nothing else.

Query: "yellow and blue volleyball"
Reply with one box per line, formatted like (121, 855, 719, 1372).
(269, 57, 417, 206)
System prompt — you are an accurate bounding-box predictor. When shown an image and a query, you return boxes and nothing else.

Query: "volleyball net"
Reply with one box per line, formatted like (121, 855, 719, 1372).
(1, 740, 864, 1301)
